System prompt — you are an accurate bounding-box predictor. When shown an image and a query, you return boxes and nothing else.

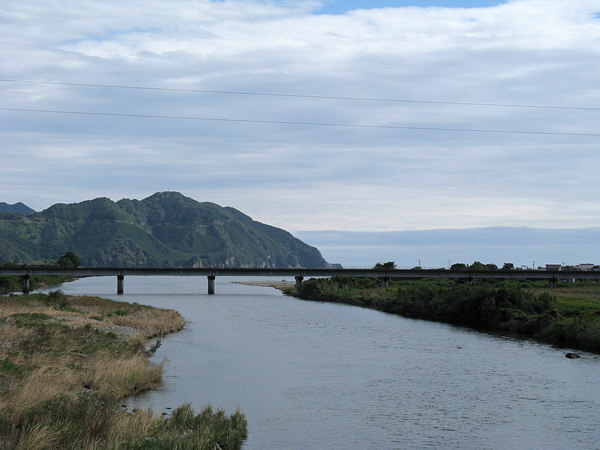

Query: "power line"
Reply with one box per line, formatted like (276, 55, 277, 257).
(1, 78, 598, 112)
(2, 107, 599, 137)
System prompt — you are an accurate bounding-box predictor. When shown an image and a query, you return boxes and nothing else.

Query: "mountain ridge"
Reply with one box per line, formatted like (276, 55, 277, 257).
(0, 202, 35, 215)
(0, 192, 327, 268)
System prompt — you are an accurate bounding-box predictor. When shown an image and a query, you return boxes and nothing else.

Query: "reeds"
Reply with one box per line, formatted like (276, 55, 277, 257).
(108, 307, 185, 338)
(90, 352, 164, 398)
(0, 292, 247, 449)
(105, 404, 248, 449)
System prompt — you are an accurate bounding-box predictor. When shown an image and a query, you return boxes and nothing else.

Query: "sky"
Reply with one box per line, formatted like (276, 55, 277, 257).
(315, 1, 506, 14)
(2, 0, 600, 239)
(296, 227, 600, 268)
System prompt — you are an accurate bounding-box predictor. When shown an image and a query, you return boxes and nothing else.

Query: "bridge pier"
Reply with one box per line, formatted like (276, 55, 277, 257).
(208, 275, 215, 295)
(117, 275, 124, 294)
(549, 277, 557, 288)
(380, 277, 389, 288)
(295, 275, 304, 289)
(21, 275, 30, 294)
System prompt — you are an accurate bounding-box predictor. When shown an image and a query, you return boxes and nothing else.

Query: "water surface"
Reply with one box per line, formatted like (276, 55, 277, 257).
(56, 276, 600, 449)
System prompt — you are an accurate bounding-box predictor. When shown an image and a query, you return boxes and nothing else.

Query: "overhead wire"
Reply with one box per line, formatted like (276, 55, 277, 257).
(1, 79, 598, 137)
(1, 79, 598, 111)
(2, 107, 599, 137)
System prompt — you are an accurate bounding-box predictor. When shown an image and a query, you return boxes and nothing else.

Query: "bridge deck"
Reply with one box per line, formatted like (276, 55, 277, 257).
(0, 266, 598, 279)
(2, 266, 598, 294)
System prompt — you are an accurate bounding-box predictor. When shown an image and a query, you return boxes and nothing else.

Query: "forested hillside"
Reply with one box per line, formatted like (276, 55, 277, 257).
(0, 192, 327, 268)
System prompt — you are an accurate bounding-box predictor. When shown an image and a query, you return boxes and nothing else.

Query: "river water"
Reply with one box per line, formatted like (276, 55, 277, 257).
(54, 276, 599, 449)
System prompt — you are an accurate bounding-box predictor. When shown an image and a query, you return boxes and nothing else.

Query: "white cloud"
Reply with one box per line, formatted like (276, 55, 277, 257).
(1, 0, 600, 231)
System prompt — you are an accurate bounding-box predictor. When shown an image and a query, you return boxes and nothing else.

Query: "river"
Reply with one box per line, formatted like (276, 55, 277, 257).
(53, 276, 600, 449)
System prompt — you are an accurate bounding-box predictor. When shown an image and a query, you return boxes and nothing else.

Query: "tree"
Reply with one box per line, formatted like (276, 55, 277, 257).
(468, 261, 498, 271)
(469, 261, 488, 271)
(450, 263, 467, 271)
(502, 263, 515, 271)
(374, 261, 397, 270)
(57, 251, 81, 268)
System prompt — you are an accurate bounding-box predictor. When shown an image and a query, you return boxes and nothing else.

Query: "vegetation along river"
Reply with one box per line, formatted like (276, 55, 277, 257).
(50, 276, 600, 449)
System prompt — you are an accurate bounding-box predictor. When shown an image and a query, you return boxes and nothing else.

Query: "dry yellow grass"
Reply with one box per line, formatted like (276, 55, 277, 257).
(234, 280, 295, 291)
(10, 366, 80, 408)
(0, 292, 246, 449)
(0, 324, 33, 359)
(0, 294, 184, 339)
(60, 296, 185, 338)
(0, 291, 247, 450)
(14, 422, 62, 450)
(90, 352, 164, 399)
(106, 408, 161, 445)
(108, 308, 185, 338)
(0, 292, 184, 430)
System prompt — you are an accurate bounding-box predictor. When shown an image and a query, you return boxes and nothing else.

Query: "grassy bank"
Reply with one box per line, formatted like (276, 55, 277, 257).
(285, 277, 600, 353)
(0, 291, 247, 449)
(0, 275, 76, 295)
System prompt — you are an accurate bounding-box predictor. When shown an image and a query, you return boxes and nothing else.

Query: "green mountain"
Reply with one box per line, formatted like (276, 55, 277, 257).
(0, 192, 327, 268)
(0, 202, 35, 215)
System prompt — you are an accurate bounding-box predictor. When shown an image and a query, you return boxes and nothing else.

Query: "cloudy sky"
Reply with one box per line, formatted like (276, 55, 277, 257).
(2, 0, 600, 237)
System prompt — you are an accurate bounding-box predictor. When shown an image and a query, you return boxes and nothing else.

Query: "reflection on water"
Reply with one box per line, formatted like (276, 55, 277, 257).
(56, 276, 600, 449)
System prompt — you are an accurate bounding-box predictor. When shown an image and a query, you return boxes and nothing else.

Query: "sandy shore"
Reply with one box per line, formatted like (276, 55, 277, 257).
(233, 280, 295, 291)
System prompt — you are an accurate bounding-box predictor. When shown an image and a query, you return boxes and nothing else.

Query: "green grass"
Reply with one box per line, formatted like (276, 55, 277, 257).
(9, 312, 53, 326)
(124, 404, 248, 450)
(15, 395, 247, 450)
(0, 359, 23, 375)
(105, 309, 128, 318)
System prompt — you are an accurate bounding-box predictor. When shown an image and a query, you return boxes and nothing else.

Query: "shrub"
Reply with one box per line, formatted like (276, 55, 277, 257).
(297, 278, 325, 299)
(46, 290, 70, 310)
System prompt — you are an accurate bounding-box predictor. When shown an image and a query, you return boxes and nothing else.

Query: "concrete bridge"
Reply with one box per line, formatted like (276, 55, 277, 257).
(2, 266, 599, 294)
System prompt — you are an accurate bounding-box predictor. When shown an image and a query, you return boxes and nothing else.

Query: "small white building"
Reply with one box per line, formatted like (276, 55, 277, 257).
(577, 263, 594, 271)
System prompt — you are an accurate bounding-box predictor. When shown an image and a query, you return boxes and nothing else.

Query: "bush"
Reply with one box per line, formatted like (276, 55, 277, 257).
(46, 290, 70, 309)
(297, 278, 325, 299)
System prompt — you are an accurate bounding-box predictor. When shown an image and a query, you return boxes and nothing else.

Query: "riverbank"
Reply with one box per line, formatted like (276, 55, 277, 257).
(283, 277, 600, 354)
(0, 275, 76, 295)
(0, 291, 247, 448)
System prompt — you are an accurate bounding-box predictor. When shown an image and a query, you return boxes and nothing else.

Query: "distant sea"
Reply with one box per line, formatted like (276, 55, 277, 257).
(295, 227, 600, 269)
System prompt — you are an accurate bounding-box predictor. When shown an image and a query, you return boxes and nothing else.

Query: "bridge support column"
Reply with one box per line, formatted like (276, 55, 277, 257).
(380, 277, 389, 288)
(117, 275, 124, 295)
(549, 277, 557, 288)
(208, 275, 215, 295)
(295, 276, 304, 289)
(22, 275, 30, 294)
